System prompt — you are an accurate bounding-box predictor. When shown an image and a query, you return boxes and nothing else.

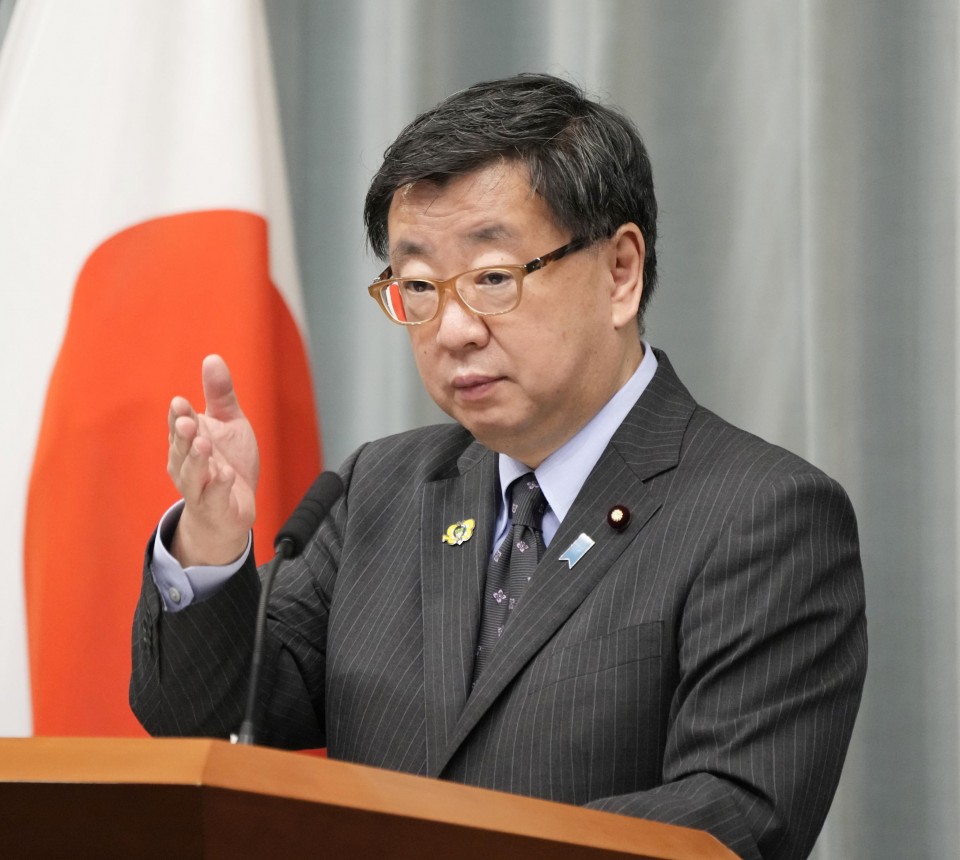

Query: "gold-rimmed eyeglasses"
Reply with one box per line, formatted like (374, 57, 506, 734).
(367, 238, 588, 325)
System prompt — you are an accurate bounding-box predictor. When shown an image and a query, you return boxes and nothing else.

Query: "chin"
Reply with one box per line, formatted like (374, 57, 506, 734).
(448, 401, 533, 453)
(456, 416, 500, 447)
(463, 422, 528, 459)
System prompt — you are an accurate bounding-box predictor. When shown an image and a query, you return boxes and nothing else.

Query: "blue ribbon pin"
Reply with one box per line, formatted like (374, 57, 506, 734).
(559, 533, 595, 569)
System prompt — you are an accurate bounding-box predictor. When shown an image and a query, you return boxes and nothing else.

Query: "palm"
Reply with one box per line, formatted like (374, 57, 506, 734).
(196, 407, 259, 526)
(167, 355, 262, 565)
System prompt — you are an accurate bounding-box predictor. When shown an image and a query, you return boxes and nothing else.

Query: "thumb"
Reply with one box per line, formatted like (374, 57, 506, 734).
(201, 354, 244, 420)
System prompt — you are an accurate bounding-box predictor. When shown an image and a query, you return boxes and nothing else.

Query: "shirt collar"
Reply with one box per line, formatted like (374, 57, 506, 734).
(497, 344, 658, 544)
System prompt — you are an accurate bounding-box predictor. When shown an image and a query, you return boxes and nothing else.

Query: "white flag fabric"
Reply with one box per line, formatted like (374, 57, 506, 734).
(0, 0, 320, 736)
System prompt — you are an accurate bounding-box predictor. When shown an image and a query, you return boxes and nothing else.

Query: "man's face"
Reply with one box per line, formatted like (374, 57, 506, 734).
(387, 161, 643, 467)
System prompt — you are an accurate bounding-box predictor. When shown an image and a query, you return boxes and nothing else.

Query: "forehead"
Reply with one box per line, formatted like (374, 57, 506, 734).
(386, 162, 559, 259)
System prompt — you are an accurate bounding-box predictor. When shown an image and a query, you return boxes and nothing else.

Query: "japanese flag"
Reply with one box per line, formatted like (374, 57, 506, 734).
(0, 0, 321, 735)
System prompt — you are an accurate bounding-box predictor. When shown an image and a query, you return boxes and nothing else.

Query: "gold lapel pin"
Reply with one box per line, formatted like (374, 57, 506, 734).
(442, 519, 476, 546)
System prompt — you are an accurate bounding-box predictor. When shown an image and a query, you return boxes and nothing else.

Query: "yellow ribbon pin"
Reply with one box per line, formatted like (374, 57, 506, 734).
(442, 519, 476, 546)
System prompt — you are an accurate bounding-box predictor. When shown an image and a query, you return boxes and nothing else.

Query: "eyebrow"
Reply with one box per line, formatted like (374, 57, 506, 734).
(467, 224, 515, 244)
(391, 240, 428, 268)
(390, 224, 520, 268)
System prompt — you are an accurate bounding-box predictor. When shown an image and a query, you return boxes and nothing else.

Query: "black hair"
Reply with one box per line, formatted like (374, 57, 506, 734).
(364, 73, 658, 322)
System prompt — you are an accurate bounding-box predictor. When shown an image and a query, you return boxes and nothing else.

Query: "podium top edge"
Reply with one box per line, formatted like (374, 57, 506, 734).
(0, 738, 738, 860)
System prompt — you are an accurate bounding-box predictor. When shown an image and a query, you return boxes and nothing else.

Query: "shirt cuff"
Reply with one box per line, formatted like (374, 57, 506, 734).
(150, 500, 252, 612)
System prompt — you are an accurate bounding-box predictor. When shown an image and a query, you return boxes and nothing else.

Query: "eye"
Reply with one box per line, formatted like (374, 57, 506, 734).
(402, 279, 436, 295)
(475, 269, 516, 289)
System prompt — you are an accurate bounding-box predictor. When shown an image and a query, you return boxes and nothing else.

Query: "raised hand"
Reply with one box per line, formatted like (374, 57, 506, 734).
(167, 355, 259, 567)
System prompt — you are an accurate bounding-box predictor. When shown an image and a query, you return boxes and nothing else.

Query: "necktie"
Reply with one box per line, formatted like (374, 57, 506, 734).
(473, 473, 547, 682)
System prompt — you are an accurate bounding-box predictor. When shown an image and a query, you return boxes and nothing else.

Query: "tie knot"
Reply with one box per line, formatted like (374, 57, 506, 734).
(509, 473, 547, 530)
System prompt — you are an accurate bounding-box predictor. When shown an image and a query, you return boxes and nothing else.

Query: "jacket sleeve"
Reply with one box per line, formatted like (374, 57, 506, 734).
(129, 497, 346, 749)
(130, 538, 260, 738)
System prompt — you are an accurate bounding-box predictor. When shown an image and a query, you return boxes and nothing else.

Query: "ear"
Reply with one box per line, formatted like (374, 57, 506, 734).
(606, 223, 644, 330)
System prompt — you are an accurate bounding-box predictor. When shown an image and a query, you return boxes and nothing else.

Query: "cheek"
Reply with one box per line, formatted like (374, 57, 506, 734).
(409, 335, 450, 398)
(408, 326, 433, 356)
(408, 333, 432, 374)
(529, 314, 605, 389)
(512, 330, 571, 392)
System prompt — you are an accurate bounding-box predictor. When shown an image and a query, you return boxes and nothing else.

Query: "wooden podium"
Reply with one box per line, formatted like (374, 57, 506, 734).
(0, 738, 738, 859)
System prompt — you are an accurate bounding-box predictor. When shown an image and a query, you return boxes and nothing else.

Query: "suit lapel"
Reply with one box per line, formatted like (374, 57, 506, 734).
(420, 441, 498, 774)
(436, 350, 697, 774)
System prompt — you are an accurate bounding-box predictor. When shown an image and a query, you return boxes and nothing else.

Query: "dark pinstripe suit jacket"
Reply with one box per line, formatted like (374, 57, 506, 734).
(131, 352, 867, 860)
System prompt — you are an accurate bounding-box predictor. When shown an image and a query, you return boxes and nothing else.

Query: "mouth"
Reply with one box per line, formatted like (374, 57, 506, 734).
(452, 374, 504, 401)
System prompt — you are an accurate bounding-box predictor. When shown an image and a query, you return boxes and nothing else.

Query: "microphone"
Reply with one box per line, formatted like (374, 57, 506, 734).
(236, 471, 345, 745)
(274, 471, 345, 557)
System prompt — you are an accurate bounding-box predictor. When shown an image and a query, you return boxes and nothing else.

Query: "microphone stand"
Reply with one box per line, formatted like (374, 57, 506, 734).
(232, 470, 344, 746)
(235, 539, 293, 746)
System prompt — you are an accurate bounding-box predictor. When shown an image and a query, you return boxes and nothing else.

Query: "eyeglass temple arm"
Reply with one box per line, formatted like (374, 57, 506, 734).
(522, 238, 588, 274)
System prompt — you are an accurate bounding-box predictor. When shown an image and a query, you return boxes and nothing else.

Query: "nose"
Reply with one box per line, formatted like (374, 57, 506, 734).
(434, 289, 490, 351)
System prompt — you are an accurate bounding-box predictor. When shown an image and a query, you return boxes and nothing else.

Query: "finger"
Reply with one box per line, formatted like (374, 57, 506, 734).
(167, 413, 199, 480)
(173, 436, 215, 503)
(201, 459, 237, 515)
(168, 396, 198, 443)
(202, 354, 243, 421)
(168, 395, 198, 490)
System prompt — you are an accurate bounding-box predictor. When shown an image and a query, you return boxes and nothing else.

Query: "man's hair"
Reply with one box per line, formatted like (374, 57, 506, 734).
(363, 73, 659, 323)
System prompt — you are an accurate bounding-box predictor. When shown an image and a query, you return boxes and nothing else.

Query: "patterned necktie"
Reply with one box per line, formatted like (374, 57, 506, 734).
(473, 473, 547, 682)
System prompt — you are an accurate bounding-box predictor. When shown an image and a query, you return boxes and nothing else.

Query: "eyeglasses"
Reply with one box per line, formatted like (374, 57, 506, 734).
(367, 238, 588, 325)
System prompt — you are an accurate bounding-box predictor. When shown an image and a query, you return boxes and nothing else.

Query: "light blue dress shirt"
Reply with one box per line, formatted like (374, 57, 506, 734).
(493, 344, 657, 549)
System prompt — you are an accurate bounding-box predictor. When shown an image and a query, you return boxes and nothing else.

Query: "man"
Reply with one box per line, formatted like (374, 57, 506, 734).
(131, 74, 867, 860)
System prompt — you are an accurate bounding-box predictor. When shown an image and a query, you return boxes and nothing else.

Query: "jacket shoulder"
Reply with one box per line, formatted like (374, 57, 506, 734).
(338, 422, 482, 496)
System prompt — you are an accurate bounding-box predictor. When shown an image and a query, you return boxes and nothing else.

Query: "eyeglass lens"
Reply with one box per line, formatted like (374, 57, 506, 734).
(380, 268, 521, 323)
